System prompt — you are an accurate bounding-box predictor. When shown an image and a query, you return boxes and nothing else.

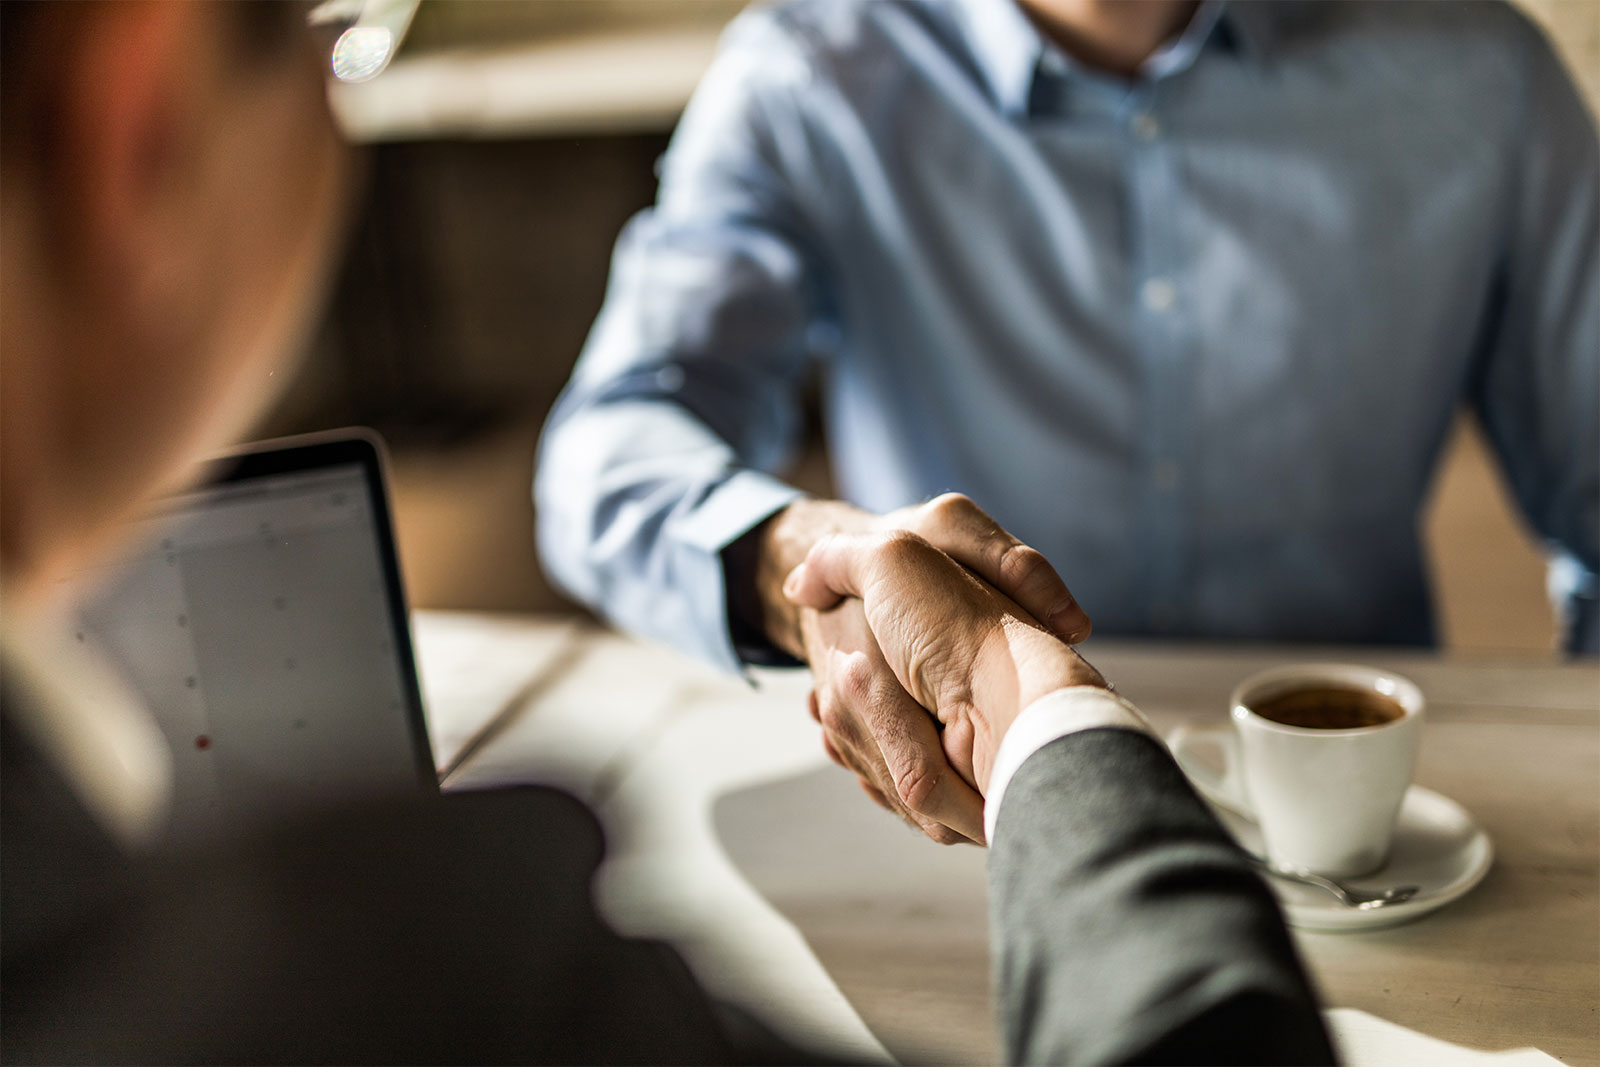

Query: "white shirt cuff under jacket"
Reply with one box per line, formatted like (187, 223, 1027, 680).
(983, 686, 1157, 846)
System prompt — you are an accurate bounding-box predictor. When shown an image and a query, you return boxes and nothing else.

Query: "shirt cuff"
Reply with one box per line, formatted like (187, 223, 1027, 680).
(984, 686, 1157, 846)
(672, 469, 805, 673)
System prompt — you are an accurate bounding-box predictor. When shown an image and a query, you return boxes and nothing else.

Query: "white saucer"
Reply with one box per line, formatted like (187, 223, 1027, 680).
(1170, 740, 1494, 932)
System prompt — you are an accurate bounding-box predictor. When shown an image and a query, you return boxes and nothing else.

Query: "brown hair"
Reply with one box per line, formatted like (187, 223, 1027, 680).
(1, 1, 307, 165)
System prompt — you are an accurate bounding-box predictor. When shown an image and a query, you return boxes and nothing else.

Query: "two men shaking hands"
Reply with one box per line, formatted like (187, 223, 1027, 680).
(732, 492, 1105, 846)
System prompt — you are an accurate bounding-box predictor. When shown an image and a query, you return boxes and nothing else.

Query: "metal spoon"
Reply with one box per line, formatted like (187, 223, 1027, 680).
(1247, 854, 1421, 910)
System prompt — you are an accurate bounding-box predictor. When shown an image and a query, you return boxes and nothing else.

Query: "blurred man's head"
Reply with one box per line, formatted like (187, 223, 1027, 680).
(0, 1, 349, 604)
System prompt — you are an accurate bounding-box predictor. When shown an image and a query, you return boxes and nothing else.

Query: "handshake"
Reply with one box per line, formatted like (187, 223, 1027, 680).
(736, 493, 1108, 846)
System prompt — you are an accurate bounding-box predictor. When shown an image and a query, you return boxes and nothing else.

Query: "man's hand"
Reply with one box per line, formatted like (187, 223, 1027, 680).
(801, 599, 986, 843)
(785, 530, 1107, 794)
(727, 493, 1090, 844)
(739, 494, 1091, 661)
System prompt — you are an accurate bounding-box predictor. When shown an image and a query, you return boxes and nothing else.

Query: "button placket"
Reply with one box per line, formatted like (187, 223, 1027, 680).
(1127, 98, 1191, 632)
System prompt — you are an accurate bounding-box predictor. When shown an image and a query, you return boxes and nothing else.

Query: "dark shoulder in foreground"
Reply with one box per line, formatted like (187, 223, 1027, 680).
(3, 778, 741, 1065)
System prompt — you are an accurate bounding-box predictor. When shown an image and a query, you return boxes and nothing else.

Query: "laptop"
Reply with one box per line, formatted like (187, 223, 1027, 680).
(72, 431, 436, 846)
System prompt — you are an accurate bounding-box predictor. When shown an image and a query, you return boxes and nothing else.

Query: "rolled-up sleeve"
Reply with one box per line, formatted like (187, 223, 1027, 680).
(535, 10, 828, 671)
(1469, 17, 1600, 654)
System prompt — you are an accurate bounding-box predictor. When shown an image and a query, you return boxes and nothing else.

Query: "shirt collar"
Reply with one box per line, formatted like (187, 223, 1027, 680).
(1143, 0, 1228, 81)
(1215, 1, 1281, 67)
(958, 0, 1261, 117)
(956, 0, 1043, 119)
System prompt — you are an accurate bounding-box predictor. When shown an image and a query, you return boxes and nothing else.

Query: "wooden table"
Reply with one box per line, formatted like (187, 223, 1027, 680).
(416, 612, 1599, 1065)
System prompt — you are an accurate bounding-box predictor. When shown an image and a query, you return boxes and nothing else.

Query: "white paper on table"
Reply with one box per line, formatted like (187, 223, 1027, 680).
(592, 675, 892, 1066)
(1326, 1008, 1564, 1066)
(411, 611, 583, 775)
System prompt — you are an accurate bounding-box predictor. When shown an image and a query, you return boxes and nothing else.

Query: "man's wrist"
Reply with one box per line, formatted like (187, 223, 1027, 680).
(982, 686, 1153, 840)
(740, 498, 874, 660)
(978, 619, 1107, 743)
(725, 515, 788, 659)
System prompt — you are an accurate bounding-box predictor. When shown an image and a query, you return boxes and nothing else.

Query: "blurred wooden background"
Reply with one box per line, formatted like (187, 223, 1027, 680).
(259, 0, 1598, 657)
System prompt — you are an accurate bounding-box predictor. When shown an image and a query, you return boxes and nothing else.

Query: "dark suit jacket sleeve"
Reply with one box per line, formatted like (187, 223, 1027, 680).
(987, 727, 1336, 1065)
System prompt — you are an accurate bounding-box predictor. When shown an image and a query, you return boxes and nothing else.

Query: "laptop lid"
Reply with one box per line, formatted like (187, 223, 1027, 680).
(73, 430, 435, 845)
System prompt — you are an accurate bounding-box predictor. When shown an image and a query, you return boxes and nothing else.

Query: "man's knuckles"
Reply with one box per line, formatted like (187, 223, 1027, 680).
(815, 695, 853, 740)
(872, 527, 934, 558)
(863, 529, 944, 586)
(917, 492, 981, 533)
(890, 754, 944, 816)
(994, 542, 1053, 598)
(833, 650, 878, 706)
(820, 732, 848, 769)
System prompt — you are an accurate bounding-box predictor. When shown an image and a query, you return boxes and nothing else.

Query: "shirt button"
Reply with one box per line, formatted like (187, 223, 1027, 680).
(655, 364, 686, 392)
(1141, 277, 1176, 313)
(1132, 112, 1161, 140)
(1153, 460, 1181, 491)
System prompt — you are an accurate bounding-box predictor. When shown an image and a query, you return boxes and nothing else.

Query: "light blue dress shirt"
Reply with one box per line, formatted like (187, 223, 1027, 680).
(536, 0, 1599, 669)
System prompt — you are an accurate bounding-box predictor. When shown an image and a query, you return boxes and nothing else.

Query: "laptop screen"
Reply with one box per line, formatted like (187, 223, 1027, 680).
(73, 435, 435, 846)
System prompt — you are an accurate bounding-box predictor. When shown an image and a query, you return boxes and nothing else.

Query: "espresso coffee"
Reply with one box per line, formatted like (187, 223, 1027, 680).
(1249, 686, 1405, 730)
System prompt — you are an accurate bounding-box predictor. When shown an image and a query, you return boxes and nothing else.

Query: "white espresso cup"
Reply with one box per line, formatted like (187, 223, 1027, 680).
(1169, 664, 1424, 878)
